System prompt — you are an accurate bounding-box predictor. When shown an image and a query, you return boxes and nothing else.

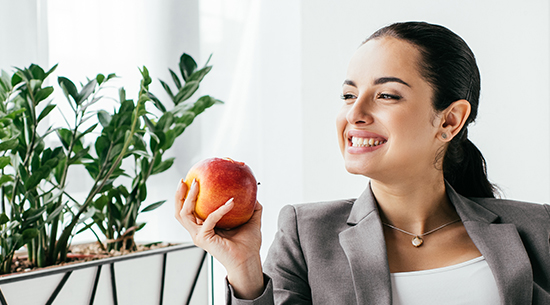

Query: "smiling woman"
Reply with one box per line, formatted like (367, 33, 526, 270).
(175, 21, 550, 305)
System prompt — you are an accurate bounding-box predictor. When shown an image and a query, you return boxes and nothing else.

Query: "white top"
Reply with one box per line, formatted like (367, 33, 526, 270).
(390, 256, 501, 305)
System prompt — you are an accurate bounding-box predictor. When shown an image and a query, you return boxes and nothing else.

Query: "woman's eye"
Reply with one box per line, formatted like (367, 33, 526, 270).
(376, 93, 401, 100)
(340, 94, 356, 101)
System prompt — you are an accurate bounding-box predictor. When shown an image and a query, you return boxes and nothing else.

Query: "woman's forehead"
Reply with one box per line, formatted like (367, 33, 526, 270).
(346, 37, 423, 86)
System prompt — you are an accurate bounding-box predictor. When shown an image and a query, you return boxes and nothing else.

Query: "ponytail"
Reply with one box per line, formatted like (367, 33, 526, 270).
(443, 132, 497, 198)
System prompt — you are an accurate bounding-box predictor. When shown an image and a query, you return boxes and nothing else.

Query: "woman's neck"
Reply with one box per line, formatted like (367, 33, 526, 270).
(370, 174, 459, 234)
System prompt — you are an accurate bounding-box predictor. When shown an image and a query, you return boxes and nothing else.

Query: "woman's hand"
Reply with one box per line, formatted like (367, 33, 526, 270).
(175, 179, 265, 300)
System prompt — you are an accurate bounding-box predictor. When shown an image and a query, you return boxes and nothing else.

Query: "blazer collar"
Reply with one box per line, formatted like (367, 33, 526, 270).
(339, 181, 533, 305)
(339, 182, 392, 305)
(445, 182, 533, 305)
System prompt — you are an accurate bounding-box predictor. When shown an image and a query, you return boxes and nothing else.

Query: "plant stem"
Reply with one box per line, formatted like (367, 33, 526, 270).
(55, 100, 144, 261)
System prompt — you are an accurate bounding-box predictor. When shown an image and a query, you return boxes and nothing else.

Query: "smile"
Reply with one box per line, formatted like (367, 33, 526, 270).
(351, 136, 387, 147)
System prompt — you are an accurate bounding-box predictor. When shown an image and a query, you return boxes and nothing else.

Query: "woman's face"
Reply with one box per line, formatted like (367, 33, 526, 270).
(336, 37, 444, 182)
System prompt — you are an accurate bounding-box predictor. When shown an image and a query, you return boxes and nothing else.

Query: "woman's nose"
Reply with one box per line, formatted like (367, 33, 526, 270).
(346, 98, 374, 125)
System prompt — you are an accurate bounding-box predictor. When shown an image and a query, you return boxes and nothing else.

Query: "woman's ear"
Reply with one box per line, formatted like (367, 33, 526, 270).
(438, 100, 471, 142)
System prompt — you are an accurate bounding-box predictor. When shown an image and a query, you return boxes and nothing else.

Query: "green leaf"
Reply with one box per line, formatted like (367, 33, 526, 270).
(76, 123, 98, 142)
(96, 74, 105, 85)
(136, 222, 147, 232)
(140, 200, 166, 213)
(187, 65, 212, 83)
(94, 195, 109, 210)
(172, 123, 187, 137)
(21, 228, 39, 241)
(176, 111, 195, 126)
(0, 136, 18, 151)
(156, 112, 174, 132)
(119, 87, 127, 102)
(58, 77, 79, 103)
(143, 116, 156, 133)
(95, 136, 110, 160)
(97, 110, 111, 127)
(162, 129, 178, 150)
(179, 53, 197, 81)
(11, 73, 22, 86)
(56, 128, 72, 150)
(147, 92, 166, 113)
(29, 64, 46, 81)
(140, 66, 152, 88)
(29, 79, 43, 94)
(44, 203, 65, 224)
(68, 146, 90, 164)
(34, 86, 54, 103)
(174, 81, 199, 105)
(44, 64, 59, 79)
(109, 201, 122, 220)
(159, 79, 174, 100)
(77, 79, 97, 104)
(152, 157, 174, 175)
(22, 206, 47, 223)
(0, 156, 10, 169)
(0, 213, 9, 226)
(169, 69, 181, 90)
(108, 143, 123, 161)
(5, 108, 25, 120)
(37, 103, 56, 123)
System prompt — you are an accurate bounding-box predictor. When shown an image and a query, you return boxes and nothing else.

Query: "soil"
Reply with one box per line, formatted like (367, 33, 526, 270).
(8, 242, 177, 276)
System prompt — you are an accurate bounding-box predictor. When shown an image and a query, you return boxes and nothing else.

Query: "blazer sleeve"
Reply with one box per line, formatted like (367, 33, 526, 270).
(225, 204, 312, 304)
(263, 204, 312, 304)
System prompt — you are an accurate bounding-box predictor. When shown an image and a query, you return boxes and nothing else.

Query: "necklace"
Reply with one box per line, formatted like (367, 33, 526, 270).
(382, 219, 461, 247)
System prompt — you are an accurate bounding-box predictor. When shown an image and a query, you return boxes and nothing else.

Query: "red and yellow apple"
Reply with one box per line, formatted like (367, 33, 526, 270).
(184, 157, 257, 229)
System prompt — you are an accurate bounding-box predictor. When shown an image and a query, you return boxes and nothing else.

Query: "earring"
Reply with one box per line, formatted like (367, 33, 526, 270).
(442, 133, 447, 139)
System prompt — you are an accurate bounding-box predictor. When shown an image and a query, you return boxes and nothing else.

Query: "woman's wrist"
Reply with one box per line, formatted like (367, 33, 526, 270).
(226, 254, 265, 300)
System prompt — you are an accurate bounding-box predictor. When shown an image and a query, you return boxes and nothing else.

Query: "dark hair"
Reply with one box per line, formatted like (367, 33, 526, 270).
(365, 22, 498, 198)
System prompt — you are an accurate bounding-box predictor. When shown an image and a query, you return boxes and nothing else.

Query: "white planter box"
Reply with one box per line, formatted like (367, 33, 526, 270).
(0, 244, 209, 305)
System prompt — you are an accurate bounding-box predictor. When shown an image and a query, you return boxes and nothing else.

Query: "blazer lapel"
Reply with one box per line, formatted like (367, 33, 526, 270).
(339, 184, 391, 305)
(447, 185, 533, 305)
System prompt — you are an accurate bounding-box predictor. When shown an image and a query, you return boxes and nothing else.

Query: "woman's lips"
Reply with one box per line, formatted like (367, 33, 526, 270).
(346, 130, 387, 153)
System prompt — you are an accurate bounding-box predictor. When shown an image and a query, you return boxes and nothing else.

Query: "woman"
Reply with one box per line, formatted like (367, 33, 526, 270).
(175, 22, 550, 304)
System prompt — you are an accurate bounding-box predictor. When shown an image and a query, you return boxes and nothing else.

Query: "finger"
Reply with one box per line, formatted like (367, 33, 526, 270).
(174, 179, 188, 218)
(247, 201, 263, 226)
(201, 198, 235, 232)
(178, 180, 201, 234)
(182, 179, 199, 216)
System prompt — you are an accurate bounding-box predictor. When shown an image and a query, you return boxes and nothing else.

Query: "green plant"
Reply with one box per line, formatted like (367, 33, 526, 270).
(88, 54, 222, 252)
(0, 53, 221, 273)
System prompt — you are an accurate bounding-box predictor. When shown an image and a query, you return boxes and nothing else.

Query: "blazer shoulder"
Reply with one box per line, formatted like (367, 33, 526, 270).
(469, 197, 550, 228)
(276, 199, 356, 234)
(291, 198, 355, 221)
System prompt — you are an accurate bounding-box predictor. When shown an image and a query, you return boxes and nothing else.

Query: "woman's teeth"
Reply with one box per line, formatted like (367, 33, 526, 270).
(351, 137, 387, 147)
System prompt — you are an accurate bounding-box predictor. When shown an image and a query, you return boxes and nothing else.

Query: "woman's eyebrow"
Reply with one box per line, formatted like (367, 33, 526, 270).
(374, 77, 411, 87)
(343, 79, 356, 87)
(343, 77, 411, 88)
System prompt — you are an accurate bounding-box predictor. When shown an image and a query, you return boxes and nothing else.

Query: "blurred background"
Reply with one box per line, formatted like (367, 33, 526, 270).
(1, 0, 548, 303)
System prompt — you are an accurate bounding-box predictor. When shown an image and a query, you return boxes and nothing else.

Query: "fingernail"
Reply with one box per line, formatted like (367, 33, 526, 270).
(225, 198, 234, 205)
(179, 178, 184, 185)
(192, 178, 197, 186)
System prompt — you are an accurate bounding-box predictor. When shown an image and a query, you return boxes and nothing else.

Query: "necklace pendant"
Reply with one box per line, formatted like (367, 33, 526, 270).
(411, 236, 424, 247)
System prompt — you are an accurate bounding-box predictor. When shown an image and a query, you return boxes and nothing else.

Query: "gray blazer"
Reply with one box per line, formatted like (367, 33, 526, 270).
(227, 183, 550, 304)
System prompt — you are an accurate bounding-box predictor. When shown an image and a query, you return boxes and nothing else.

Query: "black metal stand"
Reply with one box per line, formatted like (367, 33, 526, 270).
(185, 251, 208, 305)
(0, 288, 7, 305)
(89, 265, 102, 305)
(159, 253, 168, 305)
(45, 271, 72, 305)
